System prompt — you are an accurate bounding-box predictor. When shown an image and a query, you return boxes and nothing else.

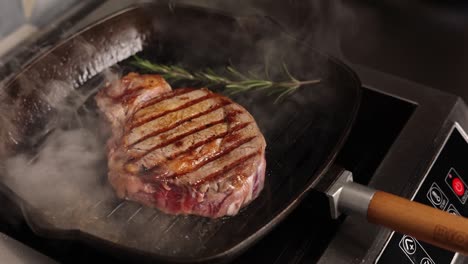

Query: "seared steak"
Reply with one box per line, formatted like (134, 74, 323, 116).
(96, 72, 266, 218)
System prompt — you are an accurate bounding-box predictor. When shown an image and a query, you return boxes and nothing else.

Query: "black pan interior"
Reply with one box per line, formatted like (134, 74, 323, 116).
(0, 3, 361, 263)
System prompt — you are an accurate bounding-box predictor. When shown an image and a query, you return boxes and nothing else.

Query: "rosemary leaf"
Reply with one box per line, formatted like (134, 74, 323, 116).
(129, 56, 321, 103)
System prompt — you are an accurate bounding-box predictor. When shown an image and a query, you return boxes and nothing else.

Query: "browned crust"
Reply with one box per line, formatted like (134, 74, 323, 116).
(122, 89, 263, 187)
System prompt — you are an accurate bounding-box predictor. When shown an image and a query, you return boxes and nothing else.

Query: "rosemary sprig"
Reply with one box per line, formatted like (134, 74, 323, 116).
(130, 56, 321, 103)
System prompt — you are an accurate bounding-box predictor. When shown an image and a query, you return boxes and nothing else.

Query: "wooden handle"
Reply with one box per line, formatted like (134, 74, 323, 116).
(368, 191, 468, 255)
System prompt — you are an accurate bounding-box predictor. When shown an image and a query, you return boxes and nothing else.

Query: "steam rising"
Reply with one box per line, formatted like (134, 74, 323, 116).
(173, 0, 356, 57)
(2, 67, 115, 215)
(4, 128, 105, 210)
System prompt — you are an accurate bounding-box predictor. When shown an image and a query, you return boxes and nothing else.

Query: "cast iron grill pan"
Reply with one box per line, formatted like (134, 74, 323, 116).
(0, 3, 361, 263)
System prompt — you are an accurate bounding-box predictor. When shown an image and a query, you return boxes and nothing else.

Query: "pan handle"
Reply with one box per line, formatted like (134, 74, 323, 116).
(327, 170, 468, 256)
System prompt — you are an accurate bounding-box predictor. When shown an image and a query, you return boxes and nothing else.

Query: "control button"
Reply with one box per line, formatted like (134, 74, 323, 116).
(420, 257, 435, 264)
(429, 188, 442, 205)
(400, 236, 416, 255)
(399, 236, 435, 264)
(452, 178, 464, 196)
(446, 204, 461, 216)
(426, 183, 449, 210)
(445, 168, 468, 204)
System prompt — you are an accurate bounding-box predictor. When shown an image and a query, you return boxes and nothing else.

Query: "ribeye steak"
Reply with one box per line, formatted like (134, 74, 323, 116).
(96, 72, 266, 218)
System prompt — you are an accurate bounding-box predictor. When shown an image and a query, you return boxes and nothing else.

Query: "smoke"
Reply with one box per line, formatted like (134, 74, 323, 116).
(4, 128, 105, 211)
(172, 0, 357, 57)
(1, 69, 115, 218)
(0, 30, 125, 229)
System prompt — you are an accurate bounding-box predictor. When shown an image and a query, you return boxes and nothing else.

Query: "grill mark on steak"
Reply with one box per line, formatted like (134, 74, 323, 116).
(174, 136, 261, 185)
(128, 119, 227, 161)
(126, 122, 254, 177)
(127, 101, 231, 146)
(129, 108, 227, 153)
(134, 89, 209, 120)
(193, 152, 258, 186)
(125, 123, 229, 174)
(214, 157, 258, 190)
(166, 122, 252, 161)
(130, 93, 217, 129)
(145, 135, 257, 180)
(131, 120, 251, 165)
(136, 88, 193, 111)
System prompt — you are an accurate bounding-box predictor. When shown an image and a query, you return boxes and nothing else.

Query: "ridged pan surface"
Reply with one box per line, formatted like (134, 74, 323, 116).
(0, 3, 361, 263)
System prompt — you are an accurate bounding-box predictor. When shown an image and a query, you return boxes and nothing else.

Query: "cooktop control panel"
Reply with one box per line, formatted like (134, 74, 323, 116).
(376, 124, 468, 264)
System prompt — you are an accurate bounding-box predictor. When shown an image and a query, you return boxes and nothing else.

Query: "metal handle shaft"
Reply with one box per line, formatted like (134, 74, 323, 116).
(325, 170, 376, 219)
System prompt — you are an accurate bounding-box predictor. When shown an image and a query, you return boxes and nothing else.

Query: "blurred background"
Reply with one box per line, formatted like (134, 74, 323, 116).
(1, 0, 468, 100)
